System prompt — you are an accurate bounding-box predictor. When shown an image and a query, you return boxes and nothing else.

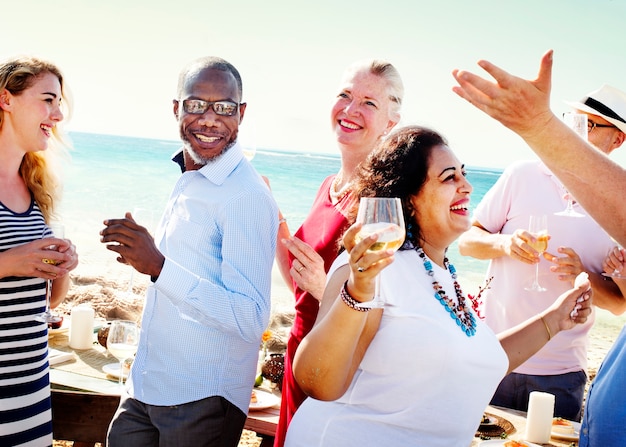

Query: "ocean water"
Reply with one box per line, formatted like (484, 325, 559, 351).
(60, 132, 502, 291)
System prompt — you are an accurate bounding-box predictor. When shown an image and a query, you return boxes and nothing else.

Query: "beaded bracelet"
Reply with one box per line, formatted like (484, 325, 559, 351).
(340, 281, 371, 312)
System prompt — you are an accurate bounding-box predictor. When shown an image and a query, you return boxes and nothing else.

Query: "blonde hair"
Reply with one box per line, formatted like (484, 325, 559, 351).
(0, 56, 72, 222)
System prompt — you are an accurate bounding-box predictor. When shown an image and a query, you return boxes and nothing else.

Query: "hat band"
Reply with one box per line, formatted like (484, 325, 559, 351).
(583, 97, 626, 123)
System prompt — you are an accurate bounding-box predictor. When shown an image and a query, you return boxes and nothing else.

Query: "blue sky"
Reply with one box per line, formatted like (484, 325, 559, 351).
(4, 0, 626, 169)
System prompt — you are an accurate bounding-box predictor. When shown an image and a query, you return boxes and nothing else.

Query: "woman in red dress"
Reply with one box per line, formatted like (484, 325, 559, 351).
(273, 59, 404, 447)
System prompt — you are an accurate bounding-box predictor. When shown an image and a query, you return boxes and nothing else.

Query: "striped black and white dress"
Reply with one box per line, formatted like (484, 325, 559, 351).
(0, 200, 53, 446)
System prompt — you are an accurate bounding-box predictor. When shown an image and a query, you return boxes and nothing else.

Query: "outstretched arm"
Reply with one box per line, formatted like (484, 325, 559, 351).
(452, 50, 626, 246)
(459, 222, 544, 265)
(499, 272, 592, 373)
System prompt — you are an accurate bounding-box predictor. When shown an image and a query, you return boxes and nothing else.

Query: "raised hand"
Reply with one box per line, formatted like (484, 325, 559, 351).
(452, 50, 556, 140)
(100, 211, 164, 279)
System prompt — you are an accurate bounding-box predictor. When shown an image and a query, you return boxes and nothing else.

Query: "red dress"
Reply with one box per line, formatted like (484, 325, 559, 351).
(274, 175, 353, 447)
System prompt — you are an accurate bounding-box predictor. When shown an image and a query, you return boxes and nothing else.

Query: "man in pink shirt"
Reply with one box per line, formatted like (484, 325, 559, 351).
(458, 85, 626, 420)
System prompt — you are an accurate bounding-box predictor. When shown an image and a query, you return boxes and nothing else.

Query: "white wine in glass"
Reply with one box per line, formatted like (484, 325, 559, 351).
(106, 320, 139, 388)
(525, 215, 549, 292)
(354, 197, 405, 308)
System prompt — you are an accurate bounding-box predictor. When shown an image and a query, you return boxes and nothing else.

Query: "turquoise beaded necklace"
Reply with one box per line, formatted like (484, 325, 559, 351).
(417, 247, 477, 337)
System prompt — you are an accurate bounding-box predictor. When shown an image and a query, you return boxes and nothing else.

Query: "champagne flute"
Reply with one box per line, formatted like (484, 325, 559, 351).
(36, 223, 65, 324)
(555, 113, 586, 218)
(117, 207, 155, 301)
(354, 197, 405, 308)
(106, 320, 139, 388)
(525, 215, 549, 292)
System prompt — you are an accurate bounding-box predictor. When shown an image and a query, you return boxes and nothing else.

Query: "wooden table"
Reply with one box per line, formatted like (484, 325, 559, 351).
(48, 332, 279, 439)
(470, 405, 578, 447)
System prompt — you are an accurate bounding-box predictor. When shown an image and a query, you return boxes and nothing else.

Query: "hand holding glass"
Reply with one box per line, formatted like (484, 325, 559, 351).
(525, 215, 549, 292)
(106, 320, 139, 387)
(354, 197, 405, 308)
(36, 223, 65, 324)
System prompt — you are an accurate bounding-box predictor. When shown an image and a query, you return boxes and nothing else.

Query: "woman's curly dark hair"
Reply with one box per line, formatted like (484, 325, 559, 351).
(349, 125, 448, 248)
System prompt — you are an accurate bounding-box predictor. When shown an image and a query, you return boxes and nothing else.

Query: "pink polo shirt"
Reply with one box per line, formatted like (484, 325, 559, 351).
(473, 160, 613, 375)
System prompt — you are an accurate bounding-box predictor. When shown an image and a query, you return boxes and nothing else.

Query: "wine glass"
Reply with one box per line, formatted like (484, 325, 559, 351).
(117, 207, 155, 301)
(525, 215, 549, 292)
(602, 243, 626, 280)
(106, 320, 139, 387)
(354, 197, 405, 308)
(555, 113, 586, 218)
(36, 223, 65, 324)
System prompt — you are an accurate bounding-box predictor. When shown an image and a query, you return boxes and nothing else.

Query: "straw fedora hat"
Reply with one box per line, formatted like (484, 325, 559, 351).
(566, 84, 626, 134)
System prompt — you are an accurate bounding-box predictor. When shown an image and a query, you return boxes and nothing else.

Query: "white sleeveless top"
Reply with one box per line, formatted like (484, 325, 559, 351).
(285, 249, 508, 447)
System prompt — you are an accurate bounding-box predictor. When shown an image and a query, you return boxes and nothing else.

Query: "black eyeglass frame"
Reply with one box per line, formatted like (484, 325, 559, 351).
(587, 118, 617, 133)
(179, 99, 243, 117)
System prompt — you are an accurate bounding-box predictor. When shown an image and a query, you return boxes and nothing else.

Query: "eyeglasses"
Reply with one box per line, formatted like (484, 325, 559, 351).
(180, 99, 240, 116)
(588, 119, 617, 133)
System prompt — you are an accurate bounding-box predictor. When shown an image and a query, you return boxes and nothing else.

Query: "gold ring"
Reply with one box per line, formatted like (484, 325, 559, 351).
(297, 266, 304, 273)
(42, 258, 55, 265)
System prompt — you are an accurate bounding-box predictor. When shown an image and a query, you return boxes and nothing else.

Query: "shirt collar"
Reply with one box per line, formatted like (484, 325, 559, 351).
(171, 142, 245, 184)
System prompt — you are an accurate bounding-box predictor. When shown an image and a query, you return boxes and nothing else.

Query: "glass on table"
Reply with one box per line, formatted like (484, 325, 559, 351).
(106, 320, 139, 388)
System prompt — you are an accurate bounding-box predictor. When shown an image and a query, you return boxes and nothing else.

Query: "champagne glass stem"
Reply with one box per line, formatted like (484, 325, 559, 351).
(374, 276, 380, 300)
(356, 276, 384, 309)
(118, 360, 124, 388)
(45, 279, 52, 314)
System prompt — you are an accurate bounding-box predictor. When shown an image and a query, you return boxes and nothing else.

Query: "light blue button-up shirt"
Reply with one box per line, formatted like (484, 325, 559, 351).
(127, 142, 278, 413)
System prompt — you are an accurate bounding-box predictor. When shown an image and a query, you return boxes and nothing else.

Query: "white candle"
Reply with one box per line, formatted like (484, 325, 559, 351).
(69, 305, 95, 350)
(525, 391, 555, 443)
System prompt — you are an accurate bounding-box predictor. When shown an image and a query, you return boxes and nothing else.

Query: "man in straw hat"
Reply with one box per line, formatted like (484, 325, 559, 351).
(458, 82, 626, 421)
(452, 49, 626, 447)
(566, 84, 626, 146)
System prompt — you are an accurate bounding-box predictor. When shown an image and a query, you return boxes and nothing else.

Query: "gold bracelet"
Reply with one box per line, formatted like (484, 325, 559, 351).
(540, 316, 552, 340)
